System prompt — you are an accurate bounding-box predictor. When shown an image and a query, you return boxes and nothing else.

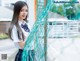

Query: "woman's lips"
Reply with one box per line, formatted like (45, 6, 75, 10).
(22, 15, 26, 17)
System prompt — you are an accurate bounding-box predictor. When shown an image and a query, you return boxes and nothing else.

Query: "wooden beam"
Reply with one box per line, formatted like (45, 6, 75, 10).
(34, 0, 37, 21)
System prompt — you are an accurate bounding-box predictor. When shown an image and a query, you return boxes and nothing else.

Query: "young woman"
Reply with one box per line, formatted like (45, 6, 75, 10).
(8, 1, 34, 61)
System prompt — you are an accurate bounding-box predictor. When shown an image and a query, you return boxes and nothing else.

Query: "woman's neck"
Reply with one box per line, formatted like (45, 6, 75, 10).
(18, 19, 24, 22)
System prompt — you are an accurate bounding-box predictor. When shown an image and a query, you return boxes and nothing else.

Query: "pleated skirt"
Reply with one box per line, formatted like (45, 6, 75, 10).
(14, 49, 35, 61)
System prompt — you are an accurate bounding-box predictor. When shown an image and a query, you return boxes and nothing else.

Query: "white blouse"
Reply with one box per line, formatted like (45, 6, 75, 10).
(11, 20, 34, 50)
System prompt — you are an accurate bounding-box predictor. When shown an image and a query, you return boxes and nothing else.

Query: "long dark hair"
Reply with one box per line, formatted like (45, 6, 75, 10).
(8, 1, 28, 41)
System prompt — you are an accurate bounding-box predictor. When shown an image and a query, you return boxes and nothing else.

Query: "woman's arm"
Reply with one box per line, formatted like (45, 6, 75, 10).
(11, 25, 26, 49)
(18, 40, 26, 49)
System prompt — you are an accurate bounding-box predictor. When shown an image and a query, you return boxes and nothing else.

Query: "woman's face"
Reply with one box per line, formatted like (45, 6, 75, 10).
(18, 5, 28, 20)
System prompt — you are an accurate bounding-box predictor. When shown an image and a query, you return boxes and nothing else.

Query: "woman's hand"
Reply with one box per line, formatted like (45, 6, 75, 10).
(18, 40, 26, 49)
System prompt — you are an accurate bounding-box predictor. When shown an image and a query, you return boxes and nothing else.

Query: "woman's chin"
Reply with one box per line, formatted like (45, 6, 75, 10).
(22, 17, 26, 20)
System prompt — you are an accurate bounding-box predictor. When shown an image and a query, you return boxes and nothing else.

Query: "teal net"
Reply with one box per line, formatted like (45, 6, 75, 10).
(22, 0, 80, 61)
(22, 0, 53, 61)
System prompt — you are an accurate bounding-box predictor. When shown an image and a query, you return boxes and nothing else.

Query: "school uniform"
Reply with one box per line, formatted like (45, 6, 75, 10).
(11, 20, 35, 61)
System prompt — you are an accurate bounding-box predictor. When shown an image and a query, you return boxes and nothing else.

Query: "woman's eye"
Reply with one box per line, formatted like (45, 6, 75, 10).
(20, 10, 23, 12)
(20, 9, 28, 12)
(26, 10, 28, 12)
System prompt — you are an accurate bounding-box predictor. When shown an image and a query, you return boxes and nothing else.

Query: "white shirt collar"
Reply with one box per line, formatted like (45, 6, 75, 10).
(18, 20, 26, 26)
